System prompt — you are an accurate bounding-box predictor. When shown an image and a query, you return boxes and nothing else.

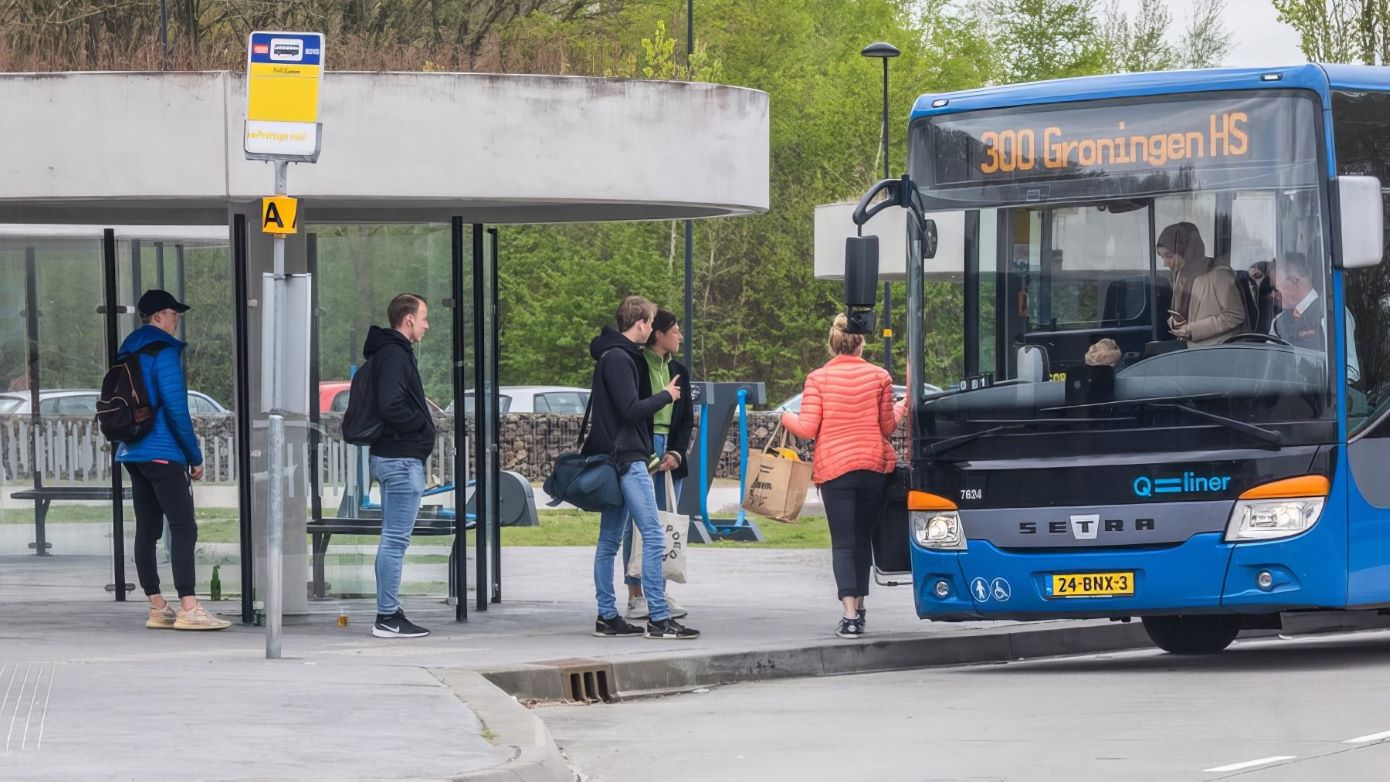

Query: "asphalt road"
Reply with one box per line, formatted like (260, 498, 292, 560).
(542, 629, 1390, 781)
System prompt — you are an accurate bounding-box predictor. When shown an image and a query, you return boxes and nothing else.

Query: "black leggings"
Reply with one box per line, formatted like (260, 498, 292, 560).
(125, 461, 199, 598)
(821, 470, 888, 600)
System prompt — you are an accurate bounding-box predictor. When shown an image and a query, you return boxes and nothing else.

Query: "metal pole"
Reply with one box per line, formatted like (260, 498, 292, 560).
(450, 217, 468, 622)
(232, 214, 254, 624)
(24, 247, 45, 556)
(683, 0, 695, 374)
(881, 56, 893, 371)
(103, 231, 127, 596)
(159, 0, 169, 69)
(175, 244, 186, 341)
(266, 159, 288, 659)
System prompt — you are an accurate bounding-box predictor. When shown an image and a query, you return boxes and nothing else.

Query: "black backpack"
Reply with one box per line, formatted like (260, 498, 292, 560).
(96, 343, 167, 443)
(341, 359, 383, 446)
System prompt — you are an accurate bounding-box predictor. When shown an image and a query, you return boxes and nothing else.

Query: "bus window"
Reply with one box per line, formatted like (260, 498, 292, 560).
(1334, 90, 1390, 436)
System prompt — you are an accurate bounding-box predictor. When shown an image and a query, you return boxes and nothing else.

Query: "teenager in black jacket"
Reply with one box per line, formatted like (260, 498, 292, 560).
(622, 309, 694, 621)
(360, 294, 435, 639)
(586, 296, 699, 640)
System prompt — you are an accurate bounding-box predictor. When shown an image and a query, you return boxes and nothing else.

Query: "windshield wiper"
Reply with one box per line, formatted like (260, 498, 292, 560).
(926, 415, 1135, 457)
(1041, 394, 1281, 448)
(1145, 402, 1283, 447)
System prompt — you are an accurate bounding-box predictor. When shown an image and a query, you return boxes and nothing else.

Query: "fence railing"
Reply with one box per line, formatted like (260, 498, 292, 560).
(1, 411, 863, 489)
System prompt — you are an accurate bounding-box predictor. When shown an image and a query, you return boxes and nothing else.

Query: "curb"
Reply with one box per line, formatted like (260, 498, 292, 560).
(432, 669, 580, 782)
(478, 621, 1152, 702)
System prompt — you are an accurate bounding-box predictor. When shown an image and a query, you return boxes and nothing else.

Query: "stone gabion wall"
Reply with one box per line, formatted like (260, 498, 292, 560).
(494, 411, 908, 481)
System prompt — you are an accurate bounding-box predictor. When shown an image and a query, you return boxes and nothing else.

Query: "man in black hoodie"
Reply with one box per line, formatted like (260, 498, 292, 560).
(361, 293, 436, 639)
(587, 296, 699, 640)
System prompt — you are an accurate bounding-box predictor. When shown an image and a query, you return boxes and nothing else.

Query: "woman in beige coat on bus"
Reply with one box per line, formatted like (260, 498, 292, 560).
(1158, 222, 1247, 346)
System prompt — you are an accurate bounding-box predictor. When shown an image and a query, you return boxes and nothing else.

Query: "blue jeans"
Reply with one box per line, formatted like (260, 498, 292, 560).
(623, 434, 682, 586)
(370, 455, 425, 615)
(596, 461, 669, 621)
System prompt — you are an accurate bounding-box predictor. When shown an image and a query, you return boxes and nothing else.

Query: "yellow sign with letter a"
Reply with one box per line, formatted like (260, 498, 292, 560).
(261, 196, 299, 235)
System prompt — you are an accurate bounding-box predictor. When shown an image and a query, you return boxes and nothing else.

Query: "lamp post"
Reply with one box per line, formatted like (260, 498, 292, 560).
(684, 0, 695, 375)
(861, 41, 899, 371)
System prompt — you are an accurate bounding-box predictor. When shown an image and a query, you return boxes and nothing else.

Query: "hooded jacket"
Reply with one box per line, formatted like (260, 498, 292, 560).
(114, 325, 203, 466)
(362, 325, 435, 461)
(583, 326, 673, 466)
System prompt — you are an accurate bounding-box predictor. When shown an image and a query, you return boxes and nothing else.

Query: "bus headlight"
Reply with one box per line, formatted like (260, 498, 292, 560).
(912, 511, 966, 550)
(1224, 498, 1324, 542)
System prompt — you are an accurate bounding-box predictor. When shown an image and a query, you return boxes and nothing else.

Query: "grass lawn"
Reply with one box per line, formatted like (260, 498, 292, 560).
(15, 506, 833, 549)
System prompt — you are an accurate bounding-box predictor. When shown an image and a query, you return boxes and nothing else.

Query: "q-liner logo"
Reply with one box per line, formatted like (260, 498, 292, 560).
(1132, 472, 1231, 498)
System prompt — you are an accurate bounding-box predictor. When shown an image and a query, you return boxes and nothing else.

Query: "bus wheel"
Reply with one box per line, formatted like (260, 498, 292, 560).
(1141, 615, 1242, 655)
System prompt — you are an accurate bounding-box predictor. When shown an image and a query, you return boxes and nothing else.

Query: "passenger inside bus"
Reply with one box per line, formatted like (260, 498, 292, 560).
(1245, 261, 1279, 333)
(1271, 251, 1323, 349)
(1157, 222, 1247, 346)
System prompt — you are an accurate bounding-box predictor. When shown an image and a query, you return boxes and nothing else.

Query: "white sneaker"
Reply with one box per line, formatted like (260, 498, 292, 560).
(625, 596, 650, 620)
(663, 594, 689, 619)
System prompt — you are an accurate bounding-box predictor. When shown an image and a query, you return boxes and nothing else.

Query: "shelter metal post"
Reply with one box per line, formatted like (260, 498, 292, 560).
(232, 215, 255, 625)
(451, 218, 469, 621)
(102, 230, 128, 595)
(23, 246, 45, 556)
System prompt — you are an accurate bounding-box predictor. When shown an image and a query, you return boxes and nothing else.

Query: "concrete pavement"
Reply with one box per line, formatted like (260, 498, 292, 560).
(2, 545, 1153, 780)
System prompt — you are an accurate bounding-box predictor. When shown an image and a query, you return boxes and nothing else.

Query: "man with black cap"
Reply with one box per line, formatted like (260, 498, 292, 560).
(115, 289, 229, 631)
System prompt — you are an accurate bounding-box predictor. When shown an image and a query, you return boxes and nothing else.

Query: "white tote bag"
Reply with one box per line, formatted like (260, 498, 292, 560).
(626, 476, 688, 584)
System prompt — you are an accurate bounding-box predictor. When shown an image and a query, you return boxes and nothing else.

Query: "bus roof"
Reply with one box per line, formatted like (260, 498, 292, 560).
(909, 64, 1390, 121)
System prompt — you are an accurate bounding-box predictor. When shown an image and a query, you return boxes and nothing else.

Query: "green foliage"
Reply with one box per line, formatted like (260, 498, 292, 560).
(1272, 0, 1389, 63)
(994, 0, 1109, 82)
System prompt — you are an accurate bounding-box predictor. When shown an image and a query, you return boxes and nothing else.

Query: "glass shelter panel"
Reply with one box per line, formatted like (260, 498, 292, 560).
(307, 224, 462, 604)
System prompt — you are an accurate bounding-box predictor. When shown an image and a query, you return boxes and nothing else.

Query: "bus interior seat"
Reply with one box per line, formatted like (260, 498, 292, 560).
(1232, 268, 1260, 332)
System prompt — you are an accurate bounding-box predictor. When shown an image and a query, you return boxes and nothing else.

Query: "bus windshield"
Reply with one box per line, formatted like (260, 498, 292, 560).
(908, 91, 1340, 460)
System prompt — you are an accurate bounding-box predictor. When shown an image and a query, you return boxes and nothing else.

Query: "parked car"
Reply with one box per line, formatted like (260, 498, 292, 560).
(445, 386, 591, 415)
(773, 383, 943, 414)
(0, 389, 229, 415)
(318, 380, 443, 415)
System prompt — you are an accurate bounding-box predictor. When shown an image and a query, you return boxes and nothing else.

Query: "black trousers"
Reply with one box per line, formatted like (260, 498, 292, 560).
(125, 461, 199, 598)
(821, 469, 889, 600)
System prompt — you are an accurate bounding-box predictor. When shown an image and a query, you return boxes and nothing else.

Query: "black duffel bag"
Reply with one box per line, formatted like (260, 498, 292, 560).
(872, 465, 913, 577)
(543, 393, 623, 512)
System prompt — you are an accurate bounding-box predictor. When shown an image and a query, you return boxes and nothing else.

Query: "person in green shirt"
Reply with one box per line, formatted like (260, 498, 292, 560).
(623, 309, 695, 620)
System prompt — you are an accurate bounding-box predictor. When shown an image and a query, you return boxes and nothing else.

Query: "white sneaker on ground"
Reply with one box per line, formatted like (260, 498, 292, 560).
(663, 594, 689, 619)
(625, 596, 650, 620)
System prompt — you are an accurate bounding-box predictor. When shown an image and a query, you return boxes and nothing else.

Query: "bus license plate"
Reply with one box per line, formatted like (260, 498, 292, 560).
(1050, 572, 1134, 598)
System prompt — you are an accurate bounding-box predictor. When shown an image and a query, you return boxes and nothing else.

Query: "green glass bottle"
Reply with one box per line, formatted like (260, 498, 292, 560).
(210, 564, 222, 602)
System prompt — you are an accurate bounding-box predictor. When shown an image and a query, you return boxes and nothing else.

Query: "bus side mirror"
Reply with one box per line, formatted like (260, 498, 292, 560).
(922, 218, 938, 260)
(844, 235, 879, 334)
(1337, 176, 1384, 269)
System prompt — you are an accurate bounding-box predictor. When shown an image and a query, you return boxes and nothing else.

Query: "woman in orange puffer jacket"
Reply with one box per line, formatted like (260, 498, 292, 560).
(781, 314, 897, 639)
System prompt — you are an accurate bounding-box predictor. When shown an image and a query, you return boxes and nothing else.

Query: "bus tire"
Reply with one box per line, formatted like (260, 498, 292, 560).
(1140, 615, 1241, 654)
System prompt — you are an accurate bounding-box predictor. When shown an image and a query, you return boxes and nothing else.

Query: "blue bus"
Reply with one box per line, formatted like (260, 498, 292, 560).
(848, 65, 1390, 653)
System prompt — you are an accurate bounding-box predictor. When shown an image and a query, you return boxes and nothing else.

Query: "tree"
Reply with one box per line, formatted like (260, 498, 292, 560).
(1180, 0, 1233, 67)
(1100, 0, 1181, 72)
(1271, 0, 1367, 62)
(994, 0, 1108, 83)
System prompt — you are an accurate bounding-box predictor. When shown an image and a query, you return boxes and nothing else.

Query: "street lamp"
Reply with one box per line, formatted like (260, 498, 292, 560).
(861, 41, 899, 371)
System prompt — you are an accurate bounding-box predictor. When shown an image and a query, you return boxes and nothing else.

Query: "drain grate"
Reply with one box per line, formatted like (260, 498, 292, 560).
(558, 663, 615, 703)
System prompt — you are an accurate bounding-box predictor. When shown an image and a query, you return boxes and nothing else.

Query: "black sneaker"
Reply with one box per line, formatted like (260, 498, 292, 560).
(857, 607, 867, 625)
(645, 617, 700, 640)
(835, 617, 864, 639)
(372, 610, 430, 638)
(594, 615, 644, 637)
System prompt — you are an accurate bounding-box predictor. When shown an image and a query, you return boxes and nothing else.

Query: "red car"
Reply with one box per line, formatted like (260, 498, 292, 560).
(318, 381, 442, 414)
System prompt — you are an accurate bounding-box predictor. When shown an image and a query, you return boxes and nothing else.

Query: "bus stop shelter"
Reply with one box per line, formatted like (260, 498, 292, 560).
(0, 70, 768, 623)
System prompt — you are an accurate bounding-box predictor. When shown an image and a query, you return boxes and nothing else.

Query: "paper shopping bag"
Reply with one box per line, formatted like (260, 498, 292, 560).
(741, 424, 814, 523)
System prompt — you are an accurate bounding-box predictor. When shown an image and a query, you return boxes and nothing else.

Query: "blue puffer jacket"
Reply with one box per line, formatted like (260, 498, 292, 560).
(114, 325, 204, 467)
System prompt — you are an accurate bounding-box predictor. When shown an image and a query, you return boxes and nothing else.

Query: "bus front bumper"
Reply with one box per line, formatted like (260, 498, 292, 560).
(912, 531, 1344, 621)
